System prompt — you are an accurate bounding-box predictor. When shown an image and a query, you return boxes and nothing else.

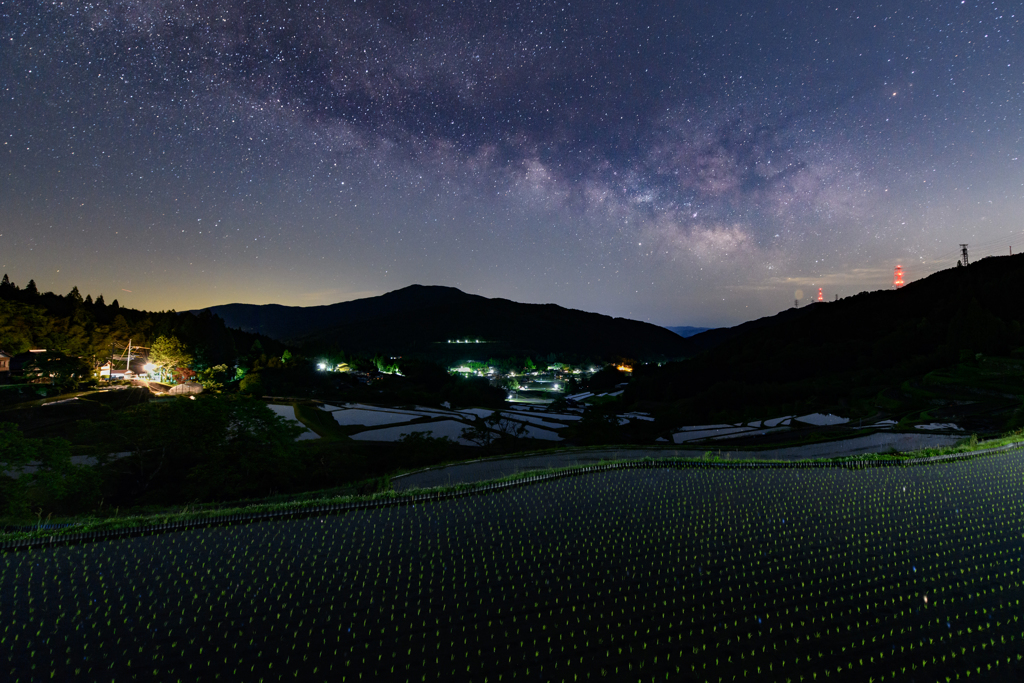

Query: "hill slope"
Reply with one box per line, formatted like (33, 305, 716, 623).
(196, 285, 692, 361)
(630, 255, 1024, 426)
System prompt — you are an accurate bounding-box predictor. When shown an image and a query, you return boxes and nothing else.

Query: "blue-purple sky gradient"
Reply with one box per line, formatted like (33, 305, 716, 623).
(2, 1, 1022, 326)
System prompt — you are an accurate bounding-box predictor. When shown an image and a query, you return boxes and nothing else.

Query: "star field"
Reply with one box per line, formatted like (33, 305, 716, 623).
(1, 1, 1022, 326)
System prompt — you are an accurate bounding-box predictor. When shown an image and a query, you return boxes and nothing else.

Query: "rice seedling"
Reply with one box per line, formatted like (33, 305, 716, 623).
(1, 450, 1023, 680)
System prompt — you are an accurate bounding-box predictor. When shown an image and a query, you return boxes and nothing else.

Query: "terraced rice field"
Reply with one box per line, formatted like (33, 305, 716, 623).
(2, 452, 1023, 681)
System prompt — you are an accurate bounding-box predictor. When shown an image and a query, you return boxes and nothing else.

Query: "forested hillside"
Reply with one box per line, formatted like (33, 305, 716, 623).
(630, 255, 1024, 425)
(0, 275, 278, 368)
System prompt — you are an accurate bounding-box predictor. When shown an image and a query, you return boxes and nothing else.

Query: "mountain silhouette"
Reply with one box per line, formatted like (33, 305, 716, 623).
(195, 285, 691, 361)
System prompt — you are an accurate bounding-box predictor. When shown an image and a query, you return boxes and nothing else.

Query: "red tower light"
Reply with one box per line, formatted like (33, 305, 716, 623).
(817, 287, 823, 302)
(894, 265, 904, 289)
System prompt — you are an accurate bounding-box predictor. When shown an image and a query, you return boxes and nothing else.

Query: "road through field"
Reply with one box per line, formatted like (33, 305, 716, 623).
(392, 432, 961, 490)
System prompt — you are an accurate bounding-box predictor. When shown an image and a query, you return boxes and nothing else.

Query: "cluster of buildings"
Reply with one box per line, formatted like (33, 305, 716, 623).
(0, 347, 152, 384)
(447, 362, 611, 404)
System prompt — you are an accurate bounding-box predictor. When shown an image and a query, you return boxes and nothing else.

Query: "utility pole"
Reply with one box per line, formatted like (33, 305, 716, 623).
(960, 244, 969, 267)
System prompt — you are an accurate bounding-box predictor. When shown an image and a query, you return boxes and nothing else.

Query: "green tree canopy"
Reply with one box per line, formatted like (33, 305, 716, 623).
(105, 396, 303, 502)
(149, 335, 194, 381)
(0, 423, 100, 518)
(0, 299, 49, 354)
(20, 351, 92, 392)
(239, 372, 263, 395)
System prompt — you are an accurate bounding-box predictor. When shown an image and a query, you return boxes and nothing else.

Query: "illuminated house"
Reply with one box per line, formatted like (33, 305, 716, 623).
(0, 350, 10, 382)
(100, 357, 149, 379)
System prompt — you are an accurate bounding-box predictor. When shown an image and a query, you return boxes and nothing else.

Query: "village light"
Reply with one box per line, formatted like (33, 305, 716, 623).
(143, 363, 155, 374)
(317, 362, 327, 371)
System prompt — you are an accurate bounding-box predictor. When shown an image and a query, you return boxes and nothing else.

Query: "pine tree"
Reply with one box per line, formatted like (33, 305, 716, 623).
(67, 286, 84, 303)
(84, 294, 93, 305)
(110, 298, 119, 310)
(25, 279, 38, 296)
(95, 294, 106, 307)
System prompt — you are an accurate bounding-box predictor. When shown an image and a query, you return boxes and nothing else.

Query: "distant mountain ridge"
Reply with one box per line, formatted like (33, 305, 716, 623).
(193, 285, 693, 361)
(193, 286, 469, 342)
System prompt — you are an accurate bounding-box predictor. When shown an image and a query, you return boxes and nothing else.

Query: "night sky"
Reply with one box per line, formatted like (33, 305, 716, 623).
(2, 1, 1021, 327)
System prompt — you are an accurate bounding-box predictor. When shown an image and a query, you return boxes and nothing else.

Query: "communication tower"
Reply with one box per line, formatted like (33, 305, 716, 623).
(817, 287, 823, 302)
(893, 265, 904, 289)
(960, 244, 969, 267)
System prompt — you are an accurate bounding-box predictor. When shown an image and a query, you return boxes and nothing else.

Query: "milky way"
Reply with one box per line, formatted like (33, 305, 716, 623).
(1, 1, 1021, 325)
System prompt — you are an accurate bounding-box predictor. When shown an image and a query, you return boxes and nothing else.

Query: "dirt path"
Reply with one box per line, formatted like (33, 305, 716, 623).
(391, 432, 962, 490)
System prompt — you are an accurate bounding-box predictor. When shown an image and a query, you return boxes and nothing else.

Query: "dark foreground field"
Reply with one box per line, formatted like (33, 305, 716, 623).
(3, 452, 1024, 682)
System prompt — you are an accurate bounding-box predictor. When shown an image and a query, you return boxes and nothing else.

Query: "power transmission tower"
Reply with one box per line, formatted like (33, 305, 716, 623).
(960, 244, 969, 267)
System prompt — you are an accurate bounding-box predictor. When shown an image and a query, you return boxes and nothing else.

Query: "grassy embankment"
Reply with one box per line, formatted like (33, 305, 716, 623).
(2, 430, 1019, 545)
